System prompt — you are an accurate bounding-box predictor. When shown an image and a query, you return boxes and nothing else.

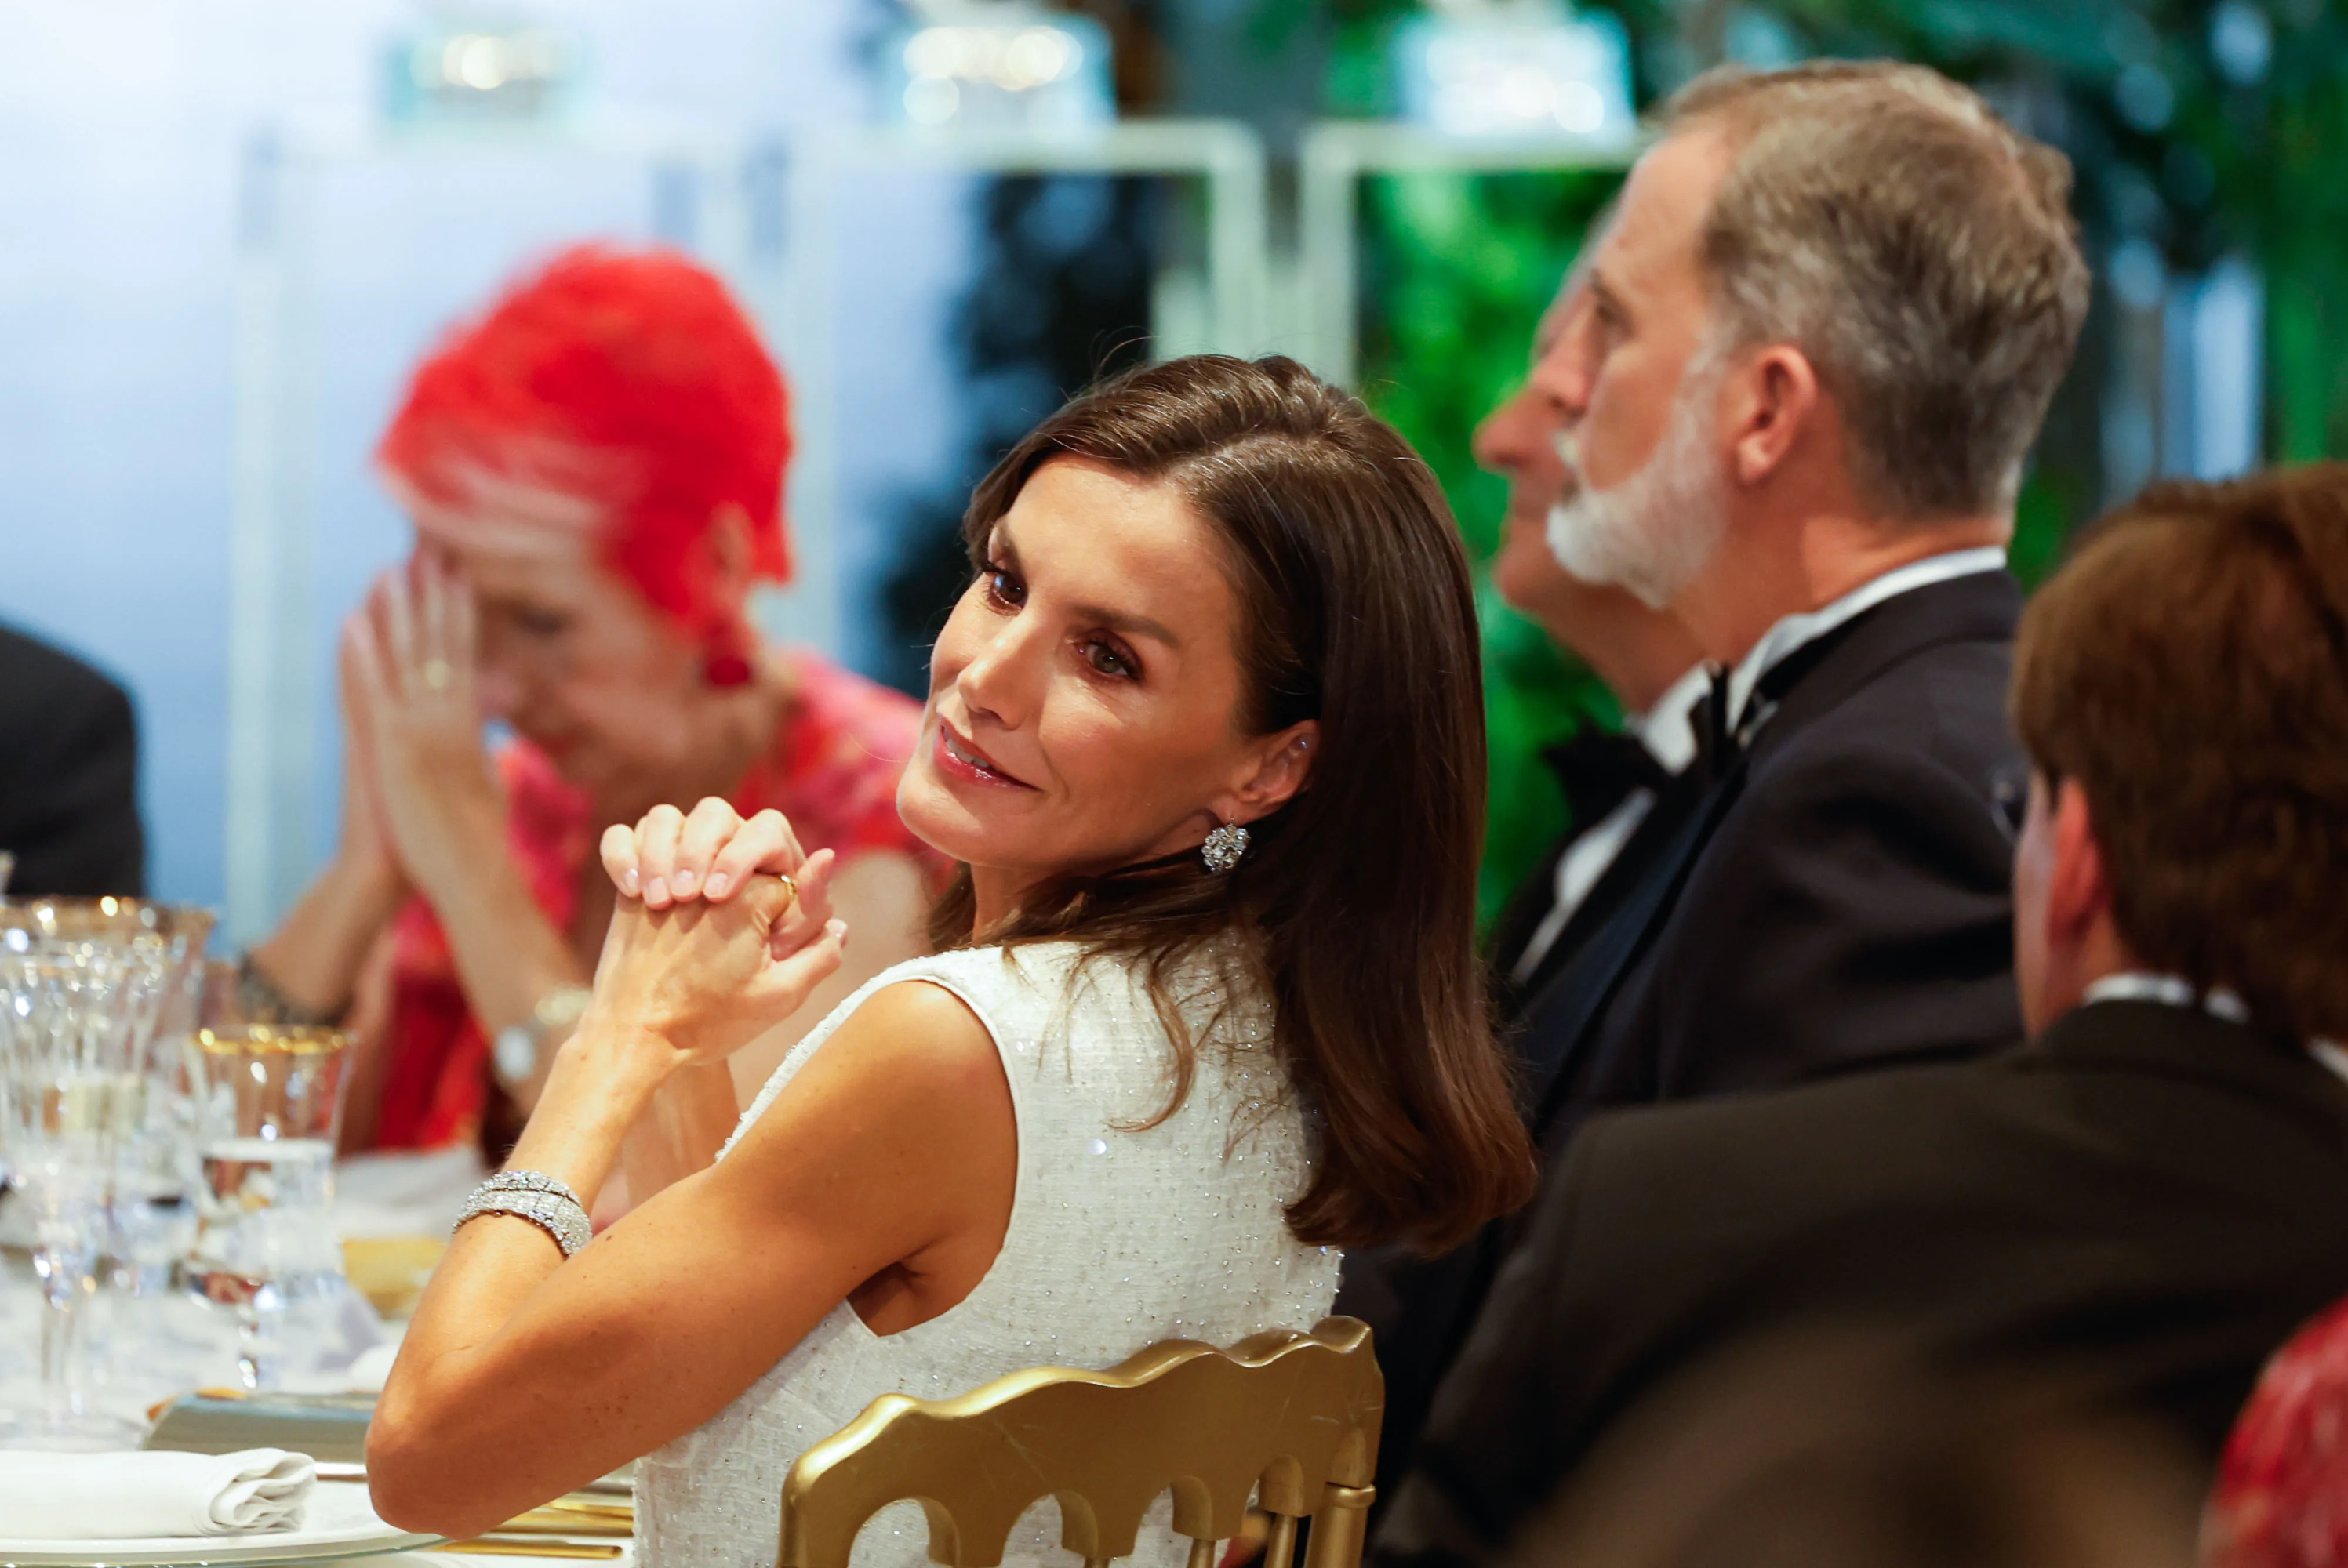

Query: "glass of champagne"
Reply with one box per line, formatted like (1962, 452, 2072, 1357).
(187, 1025, 354, 1390)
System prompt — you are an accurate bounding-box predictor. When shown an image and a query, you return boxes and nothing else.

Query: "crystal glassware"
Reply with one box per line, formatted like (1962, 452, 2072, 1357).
(187, 1025, 355, 1389)
(0, 898, 213, 1449)
(9, 902, 216, 1295)
(0, 934, 150, 1448)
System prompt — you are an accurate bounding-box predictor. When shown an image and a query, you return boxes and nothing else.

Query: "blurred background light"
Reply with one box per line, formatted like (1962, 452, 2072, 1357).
(2211, 0, 2274, 84)
(1391, 2, 1634, 143)
(885, 2, 1112, 130)
(384, 11, 580, 126)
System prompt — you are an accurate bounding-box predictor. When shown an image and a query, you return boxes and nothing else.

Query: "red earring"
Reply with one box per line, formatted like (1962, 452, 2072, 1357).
(700, 619, 755, 688)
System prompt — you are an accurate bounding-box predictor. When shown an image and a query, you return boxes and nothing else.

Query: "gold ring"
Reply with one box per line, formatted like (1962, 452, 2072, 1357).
(420, 659, 453, 692)
(776, 874, 797, 906)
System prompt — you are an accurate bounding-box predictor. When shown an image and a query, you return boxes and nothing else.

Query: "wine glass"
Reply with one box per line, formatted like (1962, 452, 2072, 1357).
(0, 933, 149, 1449)
(187, 1024, 357, 1390)
(0, 898, 213, 1448)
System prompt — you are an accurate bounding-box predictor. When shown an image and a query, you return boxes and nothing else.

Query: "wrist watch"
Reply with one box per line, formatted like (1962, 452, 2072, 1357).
(492, 984, 594, 1089)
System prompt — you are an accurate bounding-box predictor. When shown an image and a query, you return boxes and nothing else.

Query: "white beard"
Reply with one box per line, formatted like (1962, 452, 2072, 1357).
(1546, 350, 1730, 612)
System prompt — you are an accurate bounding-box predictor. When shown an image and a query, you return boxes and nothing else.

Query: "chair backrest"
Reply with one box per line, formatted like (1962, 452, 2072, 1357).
(776, 1317, 1383, 1568)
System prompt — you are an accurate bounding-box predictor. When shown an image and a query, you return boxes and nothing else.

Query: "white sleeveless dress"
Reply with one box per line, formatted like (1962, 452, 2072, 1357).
(634, 940, 1343, 1568)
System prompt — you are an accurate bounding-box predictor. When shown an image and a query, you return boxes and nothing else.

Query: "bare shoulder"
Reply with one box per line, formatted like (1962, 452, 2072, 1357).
(728, 976, 1007, 1160)
(834, 977, 1001, 1080)
(685, 974, 1016, 1304)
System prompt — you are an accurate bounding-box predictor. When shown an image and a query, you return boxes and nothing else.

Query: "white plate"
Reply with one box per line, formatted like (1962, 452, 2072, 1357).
(0, 1480, 441, 1566)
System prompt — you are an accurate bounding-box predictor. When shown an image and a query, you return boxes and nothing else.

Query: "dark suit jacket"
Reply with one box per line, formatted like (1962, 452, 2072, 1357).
(1373, 1000, 2348, 1568)
(1523, 569, 2027, 1154)
(0, 623, 144, 896)
(1338, 753, 1709, 1504)
(1347, 572, 2026, 1510)
(1487, 739, 1702, 1018)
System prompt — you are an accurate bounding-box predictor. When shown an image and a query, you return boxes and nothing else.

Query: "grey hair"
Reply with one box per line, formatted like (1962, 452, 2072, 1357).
(1659, 61, 2091, 521)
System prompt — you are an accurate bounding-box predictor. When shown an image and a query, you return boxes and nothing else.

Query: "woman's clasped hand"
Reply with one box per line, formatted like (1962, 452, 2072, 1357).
(339, 547, 502, 901)
(585, 801, 848, 1069)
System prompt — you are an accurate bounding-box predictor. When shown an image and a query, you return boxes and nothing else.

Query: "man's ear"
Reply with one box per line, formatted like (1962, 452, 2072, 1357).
(1724, 344, 1821, 489)
(2045, 779, 2114, 948)
(1213, 721, 1319, 827)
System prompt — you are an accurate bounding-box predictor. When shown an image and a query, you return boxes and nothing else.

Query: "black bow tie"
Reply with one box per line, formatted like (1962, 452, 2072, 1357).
(1543, 727, 1670, 830)
(1688, 664, 1737, 783)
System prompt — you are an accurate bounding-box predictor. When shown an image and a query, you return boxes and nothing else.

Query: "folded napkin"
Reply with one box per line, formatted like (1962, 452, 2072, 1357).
(0, 1448, 314, 1538)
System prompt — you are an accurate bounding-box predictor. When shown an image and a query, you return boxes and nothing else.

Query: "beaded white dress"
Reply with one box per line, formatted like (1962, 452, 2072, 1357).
(634, 940, 1342, 1568)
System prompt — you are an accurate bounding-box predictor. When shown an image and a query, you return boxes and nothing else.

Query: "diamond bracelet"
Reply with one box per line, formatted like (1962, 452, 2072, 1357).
(455, 1169, 592, 1258)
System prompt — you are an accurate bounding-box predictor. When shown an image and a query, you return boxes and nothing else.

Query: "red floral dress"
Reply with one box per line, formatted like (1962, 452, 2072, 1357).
(2208, 1294, 2348, 1568)
(369, 652, 934, 1150)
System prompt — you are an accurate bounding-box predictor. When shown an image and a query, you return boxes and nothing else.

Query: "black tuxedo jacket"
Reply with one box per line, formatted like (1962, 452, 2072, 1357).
(0, 623, 144, 896)
(1338, 750, 1710, 1504)
(1521, 570, 2028, 1153)
(1372, 1000, 2348, 1568)
(1487, 740, 1706, 1019)
(1345, 572, 2026, 1509)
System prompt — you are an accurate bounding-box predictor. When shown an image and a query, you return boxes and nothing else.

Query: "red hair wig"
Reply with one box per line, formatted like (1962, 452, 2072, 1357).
(378, 244, 791, 637)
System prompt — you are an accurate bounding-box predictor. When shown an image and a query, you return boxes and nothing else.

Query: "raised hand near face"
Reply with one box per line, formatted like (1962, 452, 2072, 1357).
(342, 548, 503, 898)
(588, 800, 848, 1069)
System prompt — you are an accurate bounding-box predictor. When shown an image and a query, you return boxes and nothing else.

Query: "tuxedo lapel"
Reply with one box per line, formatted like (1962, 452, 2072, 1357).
(1504, 767, 1709, 1013)
(1519, 754, 1750, 1137)
(1514, 571, 2026, 1143)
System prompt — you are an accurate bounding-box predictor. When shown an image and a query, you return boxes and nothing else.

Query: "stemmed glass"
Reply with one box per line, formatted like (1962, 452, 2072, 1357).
(0, 931, 149, 1448)
(0, 898, 213, 1450)
(187, 1023, 356, 1389)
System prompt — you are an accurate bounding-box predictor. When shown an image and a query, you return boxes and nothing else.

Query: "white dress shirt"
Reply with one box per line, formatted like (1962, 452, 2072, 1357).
(1725, 545, 2009, 739)
(2083, 971, 2348, 1085)
(1510, 663, 1710, 987)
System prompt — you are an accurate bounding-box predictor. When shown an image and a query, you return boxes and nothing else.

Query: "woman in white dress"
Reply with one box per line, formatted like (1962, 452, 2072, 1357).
(369, 355, 1537, 1564)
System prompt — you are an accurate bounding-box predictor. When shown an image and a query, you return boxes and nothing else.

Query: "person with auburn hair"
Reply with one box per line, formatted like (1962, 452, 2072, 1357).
(364, 354, 1537, 1559)
(1374, 464, 2348, 1568)
(243, 245, 936, 1163)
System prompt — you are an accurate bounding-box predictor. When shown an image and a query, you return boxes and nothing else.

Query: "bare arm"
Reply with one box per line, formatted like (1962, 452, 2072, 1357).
(352, 553, 590, 1076)
(365, 920, 1013, 1537)
(614, 848, 935, 1206)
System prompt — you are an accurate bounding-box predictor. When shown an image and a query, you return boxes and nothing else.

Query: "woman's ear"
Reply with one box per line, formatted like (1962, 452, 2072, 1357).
(1216, 721, 1319, 826)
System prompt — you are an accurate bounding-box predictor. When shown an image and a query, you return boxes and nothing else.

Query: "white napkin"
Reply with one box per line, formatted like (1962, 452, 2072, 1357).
(0, 1448, 314, 1538)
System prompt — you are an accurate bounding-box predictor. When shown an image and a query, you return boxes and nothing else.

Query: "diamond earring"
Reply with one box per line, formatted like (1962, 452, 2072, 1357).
(1201, 820, 1250, 873)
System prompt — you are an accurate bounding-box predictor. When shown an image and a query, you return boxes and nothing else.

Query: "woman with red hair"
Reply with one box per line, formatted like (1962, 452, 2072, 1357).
(247, 244, 936, 1160)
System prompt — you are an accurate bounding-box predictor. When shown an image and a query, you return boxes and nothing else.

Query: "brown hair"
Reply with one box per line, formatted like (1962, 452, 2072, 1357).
(1658, 61, 2090, 521)
(927, 354, 1536, 1253)
(2012, 464, 2348, 1043)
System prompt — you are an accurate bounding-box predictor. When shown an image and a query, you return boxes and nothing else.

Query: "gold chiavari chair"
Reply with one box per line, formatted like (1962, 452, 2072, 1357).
(777, 1316, 1383, 1568)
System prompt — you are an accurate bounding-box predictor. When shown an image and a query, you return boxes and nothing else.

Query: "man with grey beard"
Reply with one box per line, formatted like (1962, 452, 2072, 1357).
(1372, 56, 2090, 1568)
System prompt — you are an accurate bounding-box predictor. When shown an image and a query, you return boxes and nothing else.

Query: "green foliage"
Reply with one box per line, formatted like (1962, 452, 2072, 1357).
(1354, 169, 1626, 924)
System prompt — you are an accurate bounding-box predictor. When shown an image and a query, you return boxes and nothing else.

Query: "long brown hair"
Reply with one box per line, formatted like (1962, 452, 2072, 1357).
(927, 354, 1535, 1253)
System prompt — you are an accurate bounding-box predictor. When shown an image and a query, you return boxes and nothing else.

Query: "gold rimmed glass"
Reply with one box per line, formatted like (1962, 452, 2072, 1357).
(188, 1025, 355, 1389)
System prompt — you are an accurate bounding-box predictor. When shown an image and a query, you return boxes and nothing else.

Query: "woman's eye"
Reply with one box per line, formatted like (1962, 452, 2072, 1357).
(1082, 640, 1136, 680)
(514, 608, 570, 638)
(984, 568, 1025, 609)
